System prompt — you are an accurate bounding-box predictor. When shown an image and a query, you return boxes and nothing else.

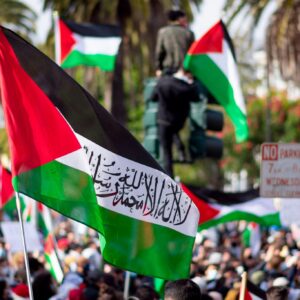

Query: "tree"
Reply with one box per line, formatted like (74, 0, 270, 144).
(223, 92, 300, 186)
(0, 0, 37, 38)
(223, 0, 300, 86)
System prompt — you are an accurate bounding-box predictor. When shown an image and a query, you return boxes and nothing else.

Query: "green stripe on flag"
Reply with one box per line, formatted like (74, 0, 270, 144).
(199, 211, 281, 231)
(12, 160, 104, 234)
(184, 54, 248, 142)
(154, 278, 165, 298)
(38, 212, 49, 237)
(98, 206, 195, 280)
(62, 50, 117, 71)
(45, 252, 63, 283)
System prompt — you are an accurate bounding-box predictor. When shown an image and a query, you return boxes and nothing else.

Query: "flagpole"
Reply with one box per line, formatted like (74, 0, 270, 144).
(124, 271, 131, 299)
(239, 271, 247, 300)
(16, 193, 34, 300)
(53, 10, 60, 65)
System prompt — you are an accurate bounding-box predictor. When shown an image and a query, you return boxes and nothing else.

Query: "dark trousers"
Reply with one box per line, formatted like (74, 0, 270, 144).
(159, 124, 184, 178)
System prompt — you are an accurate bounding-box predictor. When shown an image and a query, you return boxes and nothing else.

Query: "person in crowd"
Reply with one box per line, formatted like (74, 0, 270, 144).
(82, 240, 102, 271)
(151, 67, 199, 177)
(154, 8, 195, 167)
(32, 270, 56, 300)
(266, 286, 289, 300)
(164, 279, 202, 300)
(155, 9, 194, 76)
(0, 279, 11, 300)
(11, 283, 29, 300)
(130, 285, 159, 300)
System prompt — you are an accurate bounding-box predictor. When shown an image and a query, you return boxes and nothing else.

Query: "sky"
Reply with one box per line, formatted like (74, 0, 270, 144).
(191, 0, 225, 39)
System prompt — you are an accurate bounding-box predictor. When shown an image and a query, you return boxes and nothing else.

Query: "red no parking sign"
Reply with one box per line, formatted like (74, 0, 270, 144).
(260, 143, 300, 198)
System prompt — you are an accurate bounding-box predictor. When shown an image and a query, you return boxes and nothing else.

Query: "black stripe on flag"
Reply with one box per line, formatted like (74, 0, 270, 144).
(186, 185, 259, 205)
(220, 20, 236, 61)
(2, 27, 162, 172)
(63, 19, 121, 38)
(247, 280, 267, 300)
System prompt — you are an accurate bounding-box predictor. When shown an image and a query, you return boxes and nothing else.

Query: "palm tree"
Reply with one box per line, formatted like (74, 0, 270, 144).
(43, 0, 202, 125)
(0, 0, 37, 156)
(0, 0, 37, 38)
(223, 0, 300, 86)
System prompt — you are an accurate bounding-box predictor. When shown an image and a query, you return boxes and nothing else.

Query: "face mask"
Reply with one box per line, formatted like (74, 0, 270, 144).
(0, 248, 5, 258)
(207, 269, 218, 280)
(70, 262, 77, 272)
(236, 265, 244, 275)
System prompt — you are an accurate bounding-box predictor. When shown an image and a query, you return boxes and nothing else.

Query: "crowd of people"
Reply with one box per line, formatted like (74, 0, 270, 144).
(190, 223, 300, 300)
(0, 217, 299, 299)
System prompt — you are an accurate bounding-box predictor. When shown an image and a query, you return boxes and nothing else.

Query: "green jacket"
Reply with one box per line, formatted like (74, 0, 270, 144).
(155, 24, 194, 72)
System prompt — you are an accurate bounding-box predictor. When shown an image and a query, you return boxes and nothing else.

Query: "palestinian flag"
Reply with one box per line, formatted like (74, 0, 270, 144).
(182, 185, 281, 231)
(44, 233, 64, 283)
(37, 202, 51, 237)
(23, 200, 64, 282)
(35, 203, 64, 283)
(242, 223, 261, 257)
(57, 19, 121, 71)
(22, 195, 33, 222)
(184, 20, 248, 142)
(243, 280, 266, 300)
(0, 26, 199, 280)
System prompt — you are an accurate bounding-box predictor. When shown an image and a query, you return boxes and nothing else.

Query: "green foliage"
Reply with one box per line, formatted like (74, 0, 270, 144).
(127, 100, 145, 143)
(223, 0, 300, 86)
(174, 158, 223, 188)
(222, 92, 300, 184)
(0, 0, 37, 38)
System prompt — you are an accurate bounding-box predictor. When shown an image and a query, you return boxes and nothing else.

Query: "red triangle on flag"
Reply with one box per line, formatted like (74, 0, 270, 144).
(245, 289, 253, 300)
(59, 20, 76, 63)
(0, 29, 81, 176)
(181, 184, 220, 224)
(188, 20, 223, 55)
(44, 234, 55, 254)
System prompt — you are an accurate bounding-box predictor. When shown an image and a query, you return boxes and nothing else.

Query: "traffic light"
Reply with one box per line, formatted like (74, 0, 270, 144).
(189, 81, 224, 160)
(143, 78, 160, 159)
(142, 78, 224, 162)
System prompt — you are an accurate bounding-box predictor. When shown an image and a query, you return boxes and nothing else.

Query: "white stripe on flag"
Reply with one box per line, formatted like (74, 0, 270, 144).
(73, 34, 121, 56)
(208, 41, 246, 114)
(56, 148, 91, 175)
(77, 134, 199, 237)
(250, 292, 263, 300)
(214, 197, 277, 217)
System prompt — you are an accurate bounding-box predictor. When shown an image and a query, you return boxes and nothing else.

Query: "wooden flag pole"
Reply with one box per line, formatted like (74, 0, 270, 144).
(16, 193, 34, 300)
(53, 10, 61, 65)
(239, 271, 247, 300)
(124, 271, 131, 299)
